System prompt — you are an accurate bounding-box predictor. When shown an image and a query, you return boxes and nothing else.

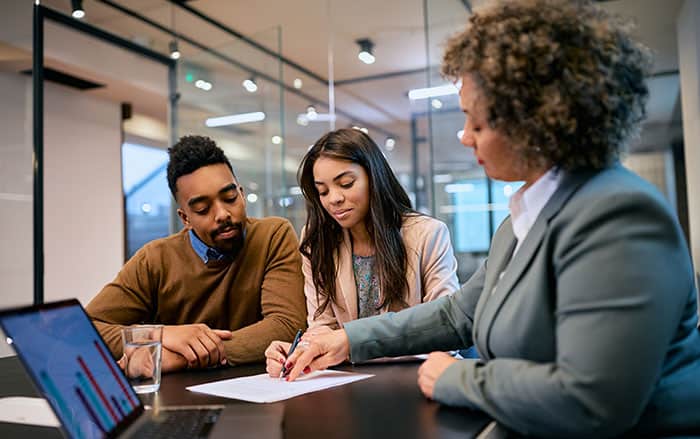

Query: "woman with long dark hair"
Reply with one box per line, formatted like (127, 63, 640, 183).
(295, 128, 458, 331)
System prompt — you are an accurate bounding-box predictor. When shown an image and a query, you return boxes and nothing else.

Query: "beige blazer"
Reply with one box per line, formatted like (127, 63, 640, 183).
(303, 215, 459, 329)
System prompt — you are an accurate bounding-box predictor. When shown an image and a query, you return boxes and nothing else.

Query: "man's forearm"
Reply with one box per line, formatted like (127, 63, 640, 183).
(223, 318, 301, 365)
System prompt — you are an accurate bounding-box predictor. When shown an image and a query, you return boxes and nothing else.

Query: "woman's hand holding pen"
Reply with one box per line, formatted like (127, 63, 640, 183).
(264, 340, 291, 377)
(264, 326, 340, 378)
(283, 329, 350, 381)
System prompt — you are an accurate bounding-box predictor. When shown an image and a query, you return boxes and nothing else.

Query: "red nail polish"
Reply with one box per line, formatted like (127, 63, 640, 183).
(303, 366, 311, 374)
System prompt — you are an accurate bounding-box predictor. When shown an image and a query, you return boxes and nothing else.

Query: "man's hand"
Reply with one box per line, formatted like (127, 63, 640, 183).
(161, 347, 188, 373)
(118, 346, 189, 374)
(417, 352, 458, 399)
(118, 345, 156, 379)
(284, 329, 350, 381)
(162, 324, 232, 369)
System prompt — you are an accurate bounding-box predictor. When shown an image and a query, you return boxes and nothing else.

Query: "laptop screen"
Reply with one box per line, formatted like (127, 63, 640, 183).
(0, 300, 143, 439)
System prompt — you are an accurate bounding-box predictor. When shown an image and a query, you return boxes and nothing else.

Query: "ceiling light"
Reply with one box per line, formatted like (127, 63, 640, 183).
(457, 130, 464, 140)
(356, 38, 376, 65)
(293, 78, 303, 89)
(433, 174, 453, 184)
(271, 135, 282, 145)
(194, 79, 212, 91)
(71, 0, 85, 19)
(306, 105, 318, 120)
(297, 111, 336, 125)
(169, 40, 180, 60)
(205, 111, 265, 127)
(242, 77, 258, 93)
(278, 197, 293, 208)
(246, 193, 259, 203)
(408, 84, 458, 100)
(445, 183, 475, 193)
(431, 98, 443, 109)
(385, 137, 396, 151)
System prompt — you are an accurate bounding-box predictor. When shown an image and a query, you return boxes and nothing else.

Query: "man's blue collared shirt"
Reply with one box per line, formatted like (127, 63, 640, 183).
(188, 229, 228, 264)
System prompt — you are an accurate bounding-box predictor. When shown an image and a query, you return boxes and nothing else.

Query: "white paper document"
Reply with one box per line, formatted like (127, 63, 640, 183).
(186, 370, 374, 403)
(0, 396, 60, 427)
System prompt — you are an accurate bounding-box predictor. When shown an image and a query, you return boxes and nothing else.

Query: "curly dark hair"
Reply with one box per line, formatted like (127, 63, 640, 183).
(441, 0, 652, 170)
(298, 128, 418, 318)
(166, 135, 235, 197)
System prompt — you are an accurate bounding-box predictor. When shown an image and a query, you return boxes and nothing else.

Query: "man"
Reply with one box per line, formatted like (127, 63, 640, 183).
(87, 135, 306, 372)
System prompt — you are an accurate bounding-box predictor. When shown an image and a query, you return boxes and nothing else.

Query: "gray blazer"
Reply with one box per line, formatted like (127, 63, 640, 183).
(344, 165, 700, 438)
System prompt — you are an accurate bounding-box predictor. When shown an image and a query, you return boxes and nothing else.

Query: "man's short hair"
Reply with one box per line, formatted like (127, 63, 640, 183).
(166, 135, 235, 197)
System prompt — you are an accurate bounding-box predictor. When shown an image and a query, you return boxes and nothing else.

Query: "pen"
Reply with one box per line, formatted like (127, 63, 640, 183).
(280, 329, 303, 379)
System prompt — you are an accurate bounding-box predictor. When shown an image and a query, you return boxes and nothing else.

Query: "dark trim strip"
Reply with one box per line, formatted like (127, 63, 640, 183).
(649, 69, 679, 78)
(167, 0, 328, 85)
(335, 68, 429, 86)
(41, 6, 174, 67)
(33, 3, 45, 305)
(461, 0, 473, 13)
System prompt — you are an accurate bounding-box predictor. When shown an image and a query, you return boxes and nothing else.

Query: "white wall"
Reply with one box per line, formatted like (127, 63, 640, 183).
(0, 74, 125, 358)
(44, 81, 124, 304)
(678, 0, 700, 276)
(0, 71, 32, 358)
(0, 72, 33, 308)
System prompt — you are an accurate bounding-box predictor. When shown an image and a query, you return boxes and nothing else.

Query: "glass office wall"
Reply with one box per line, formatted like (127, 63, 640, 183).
(422, 1, 495, 281)
(31, 0, 687, 283)
(175, 27, 286, 224)
(122, 142, 171, 259)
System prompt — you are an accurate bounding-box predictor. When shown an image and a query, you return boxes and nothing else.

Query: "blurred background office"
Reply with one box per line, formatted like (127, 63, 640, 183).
(1, 0, 699, 332)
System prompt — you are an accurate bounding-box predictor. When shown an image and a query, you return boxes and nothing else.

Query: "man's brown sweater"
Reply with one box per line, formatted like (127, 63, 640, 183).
(86, 217, 306, 365)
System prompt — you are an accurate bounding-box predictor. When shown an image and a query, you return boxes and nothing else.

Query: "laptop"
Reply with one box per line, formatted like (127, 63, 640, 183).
(0, 299, 281, 439)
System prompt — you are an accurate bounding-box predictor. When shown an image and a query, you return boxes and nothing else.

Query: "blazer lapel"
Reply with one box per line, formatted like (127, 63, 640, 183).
(483, 217, 517, 292)
(337, 230, 359, 321)
(479, 170, 597, 343)
(473, 219, 516, 346)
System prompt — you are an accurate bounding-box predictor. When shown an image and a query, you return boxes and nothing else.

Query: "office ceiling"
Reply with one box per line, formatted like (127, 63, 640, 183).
(6, 0, 687, 178)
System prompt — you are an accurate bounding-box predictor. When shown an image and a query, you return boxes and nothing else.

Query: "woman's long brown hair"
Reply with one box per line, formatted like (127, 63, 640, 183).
(298, 128, 418, 319)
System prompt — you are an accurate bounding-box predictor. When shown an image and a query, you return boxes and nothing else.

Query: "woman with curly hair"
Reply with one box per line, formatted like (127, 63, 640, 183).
(275, 1, 700, 436)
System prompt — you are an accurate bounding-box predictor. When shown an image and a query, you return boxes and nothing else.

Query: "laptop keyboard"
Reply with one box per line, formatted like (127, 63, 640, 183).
(133, 408, 222, 439)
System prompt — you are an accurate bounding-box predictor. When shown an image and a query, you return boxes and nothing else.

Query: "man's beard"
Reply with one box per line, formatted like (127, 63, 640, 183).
(210, 220, 244, 256)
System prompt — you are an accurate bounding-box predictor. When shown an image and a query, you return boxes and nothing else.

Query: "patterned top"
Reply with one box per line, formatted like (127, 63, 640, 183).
(352, 254, 381, 319)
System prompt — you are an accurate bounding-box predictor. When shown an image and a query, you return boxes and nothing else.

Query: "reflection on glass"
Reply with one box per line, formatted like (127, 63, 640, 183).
(122, 143, 171, 259)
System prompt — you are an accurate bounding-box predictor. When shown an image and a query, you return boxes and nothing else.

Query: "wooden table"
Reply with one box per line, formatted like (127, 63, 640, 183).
(0, 355, 494, 438)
